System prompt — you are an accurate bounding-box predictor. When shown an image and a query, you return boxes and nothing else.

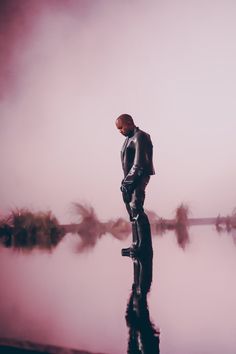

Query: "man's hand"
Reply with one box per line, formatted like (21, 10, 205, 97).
(120, 183, 132, 204)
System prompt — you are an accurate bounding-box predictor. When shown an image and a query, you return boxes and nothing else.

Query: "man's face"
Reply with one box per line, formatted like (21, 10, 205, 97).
(116, 119, 133, 137)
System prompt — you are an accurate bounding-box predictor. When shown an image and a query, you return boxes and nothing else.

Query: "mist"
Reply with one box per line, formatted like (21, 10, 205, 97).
(1, 0, 236, 220)
(1, 1, 236, 353)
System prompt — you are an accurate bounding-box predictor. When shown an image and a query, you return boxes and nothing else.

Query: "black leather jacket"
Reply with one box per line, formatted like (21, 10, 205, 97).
(121, 127, 155, 191)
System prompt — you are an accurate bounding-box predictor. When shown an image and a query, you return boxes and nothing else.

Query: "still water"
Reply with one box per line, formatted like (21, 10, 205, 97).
(1, 226, 236, 354)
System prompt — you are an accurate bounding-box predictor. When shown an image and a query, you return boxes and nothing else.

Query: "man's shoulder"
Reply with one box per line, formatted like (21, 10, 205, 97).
(135, 127, 151, 141)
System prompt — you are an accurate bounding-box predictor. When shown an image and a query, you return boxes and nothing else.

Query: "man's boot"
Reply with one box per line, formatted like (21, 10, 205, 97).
(122, 213, 153, 257)
(121, 219, 139, 257)
(135, 213, 153, 255)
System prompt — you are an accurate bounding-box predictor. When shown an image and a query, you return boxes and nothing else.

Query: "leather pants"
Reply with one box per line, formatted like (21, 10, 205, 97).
(124, 176, 153, 253)
(125, 176, 150, 219)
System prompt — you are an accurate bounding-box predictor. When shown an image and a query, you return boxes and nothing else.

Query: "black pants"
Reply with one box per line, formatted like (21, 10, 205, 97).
(125, 176, 150, 220)
(125, 176, 153, 252)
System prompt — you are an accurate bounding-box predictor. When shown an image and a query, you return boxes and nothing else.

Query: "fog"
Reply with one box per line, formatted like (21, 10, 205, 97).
(1, 0, 236, 220)
(1, 1, 236, 353)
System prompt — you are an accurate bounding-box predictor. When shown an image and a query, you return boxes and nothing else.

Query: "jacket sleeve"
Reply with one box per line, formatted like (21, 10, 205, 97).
(122, 134, 148, 191)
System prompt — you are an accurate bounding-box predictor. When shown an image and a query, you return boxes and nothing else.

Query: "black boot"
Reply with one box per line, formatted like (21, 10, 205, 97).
(121, 213, 153, 258)
(135, 213, 153, 255)
(121, 219, 140, 257)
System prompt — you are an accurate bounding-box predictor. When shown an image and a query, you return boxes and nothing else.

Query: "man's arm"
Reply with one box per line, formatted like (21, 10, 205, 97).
(121, 133, 148, 196)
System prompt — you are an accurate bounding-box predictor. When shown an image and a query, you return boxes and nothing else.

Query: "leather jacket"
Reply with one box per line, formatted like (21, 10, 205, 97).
(121, 127, 155, 191)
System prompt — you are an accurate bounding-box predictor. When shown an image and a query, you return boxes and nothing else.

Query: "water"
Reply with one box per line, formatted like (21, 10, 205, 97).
(1, 226, 236, 354)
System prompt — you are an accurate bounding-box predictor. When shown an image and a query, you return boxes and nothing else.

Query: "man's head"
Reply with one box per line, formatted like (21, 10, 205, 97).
(115, 114, 135, 137)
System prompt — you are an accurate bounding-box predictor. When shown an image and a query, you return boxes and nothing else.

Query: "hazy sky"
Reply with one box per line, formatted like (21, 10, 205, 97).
(1, 0, 236, 222)
(1, 2, 236, 353)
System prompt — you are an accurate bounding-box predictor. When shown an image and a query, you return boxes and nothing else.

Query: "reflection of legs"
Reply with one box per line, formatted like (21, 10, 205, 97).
(130, 177, 148, 220)
(122, 176, 153, 257)
(131, 177, 152, 253)
(134, 214, 153, 253)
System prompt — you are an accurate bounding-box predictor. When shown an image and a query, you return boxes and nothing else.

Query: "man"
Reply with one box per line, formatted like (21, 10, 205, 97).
(115, 114, 155, 256)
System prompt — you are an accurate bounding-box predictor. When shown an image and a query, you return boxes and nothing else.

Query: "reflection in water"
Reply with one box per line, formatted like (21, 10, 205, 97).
(0, 209, 64, 251)
(124, 222, 160, 354)
(1, 203, 236, 253)
(0, 205, 131, 252)
(125, 255, 160, 354)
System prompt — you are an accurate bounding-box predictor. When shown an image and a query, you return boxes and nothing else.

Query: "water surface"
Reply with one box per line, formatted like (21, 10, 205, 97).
(1, 226, 236, 354)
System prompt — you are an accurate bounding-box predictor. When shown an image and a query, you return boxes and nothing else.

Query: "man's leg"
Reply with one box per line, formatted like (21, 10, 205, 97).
(130, 176, 150, 221)
(122, 176, 153, 257)
(130, 176, 153, 253)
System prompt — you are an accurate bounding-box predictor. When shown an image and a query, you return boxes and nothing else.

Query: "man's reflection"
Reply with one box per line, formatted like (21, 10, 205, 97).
(125, 251, 160, 353)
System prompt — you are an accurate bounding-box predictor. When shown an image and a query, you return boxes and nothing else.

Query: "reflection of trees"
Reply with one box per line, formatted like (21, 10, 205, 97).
(1, 203, 236, 252)
(0, 209, 64, 251)
(125, 251, 160, 354)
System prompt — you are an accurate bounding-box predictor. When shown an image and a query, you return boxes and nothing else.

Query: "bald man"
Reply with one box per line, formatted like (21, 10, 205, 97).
(115, 114, 155, 256)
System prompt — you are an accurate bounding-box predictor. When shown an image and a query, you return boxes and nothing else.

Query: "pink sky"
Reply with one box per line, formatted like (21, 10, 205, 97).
(1, 1, 236, 353)
(0, 0, 236, 221)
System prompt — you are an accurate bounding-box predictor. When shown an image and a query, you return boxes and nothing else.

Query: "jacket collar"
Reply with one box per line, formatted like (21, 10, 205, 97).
(128, 126, 139, 138)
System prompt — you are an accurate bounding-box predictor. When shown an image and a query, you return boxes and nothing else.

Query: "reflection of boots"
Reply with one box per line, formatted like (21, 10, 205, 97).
(121, 247, 133, 257)
(135, 213, 153, 254)
(122, 214, 153, 258)
(121, 220, 140, 257)
(121, 245, 139, 257)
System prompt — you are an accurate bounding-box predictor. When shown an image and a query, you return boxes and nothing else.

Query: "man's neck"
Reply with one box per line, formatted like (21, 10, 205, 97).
(127, 125, 137, 137)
